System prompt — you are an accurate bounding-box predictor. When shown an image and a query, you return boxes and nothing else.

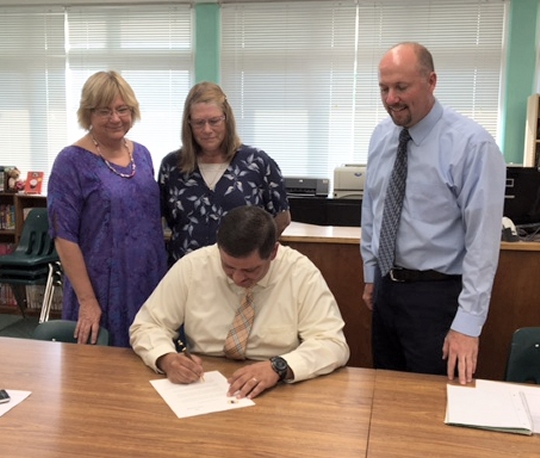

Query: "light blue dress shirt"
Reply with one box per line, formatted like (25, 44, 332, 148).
(361, 99, 506, 337)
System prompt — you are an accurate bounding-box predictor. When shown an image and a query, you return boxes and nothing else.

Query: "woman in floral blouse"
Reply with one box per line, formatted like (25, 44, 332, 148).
(159, 82, 290, 266)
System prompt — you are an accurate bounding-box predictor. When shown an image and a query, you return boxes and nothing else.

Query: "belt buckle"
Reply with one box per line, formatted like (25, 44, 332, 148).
(389, 268, 405, 282)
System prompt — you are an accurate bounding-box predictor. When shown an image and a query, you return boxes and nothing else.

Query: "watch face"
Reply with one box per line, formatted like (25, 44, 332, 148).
(274, 358, 287, 371)
(271, 357, 288, 379)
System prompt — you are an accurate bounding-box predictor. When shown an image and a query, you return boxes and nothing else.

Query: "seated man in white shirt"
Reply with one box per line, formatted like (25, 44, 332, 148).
(130, 205, 349, 399)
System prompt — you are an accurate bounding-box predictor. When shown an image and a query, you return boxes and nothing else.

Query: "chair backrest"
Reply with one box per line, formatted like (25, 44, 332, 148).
(505, 327, 540, 384)
(15, 208, 55, 257)
(32, 319, 110, 346)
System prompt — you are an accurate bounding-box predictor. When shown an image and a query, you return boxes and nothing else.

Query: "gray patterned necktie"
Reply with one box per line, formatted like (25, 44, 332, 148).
(378, 128, 411, 277)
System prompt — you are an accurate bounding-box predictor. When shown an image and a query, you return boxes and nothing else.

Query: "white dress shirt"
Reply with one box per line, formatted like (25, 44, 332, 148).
(130, 244, 350, 382)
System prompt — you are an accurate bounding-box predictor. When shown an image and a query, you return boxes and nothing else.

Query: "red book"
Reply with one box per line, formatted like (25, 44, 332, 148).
(25, 171, 44, 194)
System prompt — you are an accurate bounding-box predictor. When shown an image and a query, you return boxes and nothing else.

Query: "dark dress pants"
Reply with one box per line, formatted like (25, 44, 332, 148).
(372, 272, 462, 375)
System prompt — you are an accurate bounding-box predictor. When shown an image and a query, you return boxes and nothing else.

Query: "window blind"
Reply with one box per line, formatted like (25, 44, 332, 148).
(221, 0, 508, 182)
(0, 4, 193, 189)
(0, 7, 66, 184)
(67, 5, 193, 172)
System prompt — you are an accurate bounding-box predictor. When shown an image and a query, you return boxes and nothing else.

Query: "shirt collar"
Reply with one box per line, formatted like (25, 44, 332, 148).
(408, 98, 443, 145)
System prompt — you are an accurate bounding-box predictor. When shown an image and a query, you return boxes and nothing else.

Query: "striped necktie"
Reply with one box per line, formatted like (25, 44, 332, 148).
(378, 128, 411, 277)
(223, 288, 255, 360)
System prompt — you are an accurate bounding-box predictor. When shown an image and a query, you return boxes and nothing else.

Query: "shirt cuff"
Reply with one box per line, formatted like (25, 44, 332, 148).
(144, 344, 178, 373)
(364, 265, 376, 284)
(450, 308, 485, 337)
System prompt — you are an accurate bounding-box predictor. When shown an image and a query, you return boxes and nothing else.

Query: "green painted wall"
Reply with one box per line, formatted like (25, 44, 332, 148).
(502, 0, 539, 164)
(194, 3, 220, 83)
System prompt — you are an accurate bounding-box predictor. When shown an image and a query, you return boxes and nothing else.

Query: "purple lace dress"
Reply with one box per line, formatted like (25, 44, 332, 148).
(48, 142, 167, 347)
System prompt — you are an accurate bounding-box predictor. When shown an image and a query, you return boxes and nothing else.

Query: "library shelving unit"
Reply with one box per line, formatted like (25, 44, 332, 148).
(0, 193, 53, 316)
(523, 93, 540, 167)
(0, 193, 46, 245)
(0, 193, 16, 246)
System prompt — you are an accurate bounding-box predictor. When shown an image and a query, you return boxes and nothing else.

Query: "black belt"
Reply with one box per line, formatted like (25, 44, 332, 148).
(387, 268, 461, 283)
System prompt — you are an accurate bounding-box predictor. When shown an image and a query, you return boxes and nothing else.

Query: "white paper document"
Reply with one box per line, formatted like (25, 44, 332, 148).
(0, 390, 32, 417)
(445, 379, 540, 436)
(150, 370, 255, 419)
(476, 379, 540, 434)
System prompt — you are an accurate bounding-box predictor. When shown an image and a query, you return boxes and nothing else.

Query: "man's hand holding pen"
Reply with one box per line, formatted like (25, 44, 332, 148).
(156, 340, 290, 400)
(156, 343, 205, 384)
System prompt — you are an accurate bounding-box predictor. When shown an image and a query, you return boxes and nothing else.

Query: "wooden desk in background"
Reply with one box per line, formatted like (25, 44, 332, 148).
(281, 223, 540, 380)
(280, 223, 368, 369)
(2, 338, 538, 457)
(0, 337, 373, 458)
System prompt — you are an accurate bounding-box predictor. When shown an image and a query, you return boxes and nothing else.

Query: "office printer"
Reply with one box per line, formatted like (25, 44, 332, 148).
(333, 164, 366, 199)
(284, 176, 330, 197)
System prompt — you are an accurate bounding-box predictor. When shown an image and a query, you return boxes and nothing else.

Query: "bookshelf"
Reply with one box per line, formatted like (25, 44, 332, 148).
(0, 193, 60, 317)
(0, 193, 47, 244)
(0, 193, 16, 245)
(13, 194, 47, 243)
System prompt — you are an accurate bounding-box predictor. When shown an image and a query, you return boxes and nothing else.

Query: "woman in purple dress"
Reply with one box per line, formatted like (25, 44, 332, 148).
(159, 82, 291, 266)
(48, 71, 167, 347)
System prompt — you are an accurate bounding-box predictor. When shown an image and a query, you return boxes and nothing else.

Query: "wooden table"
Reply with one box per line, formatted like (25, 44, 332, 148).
(3, 338, 539, 457)
(0, 337, 373, 458)
(367, 370, 540, 458)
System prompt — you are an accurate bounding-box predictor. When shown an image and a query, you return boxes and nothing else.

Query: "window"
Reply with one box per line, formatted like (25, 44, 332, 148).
(0, 7, 65, 185)
(0, 5, 193, 189)
(221, 0, 508, 183)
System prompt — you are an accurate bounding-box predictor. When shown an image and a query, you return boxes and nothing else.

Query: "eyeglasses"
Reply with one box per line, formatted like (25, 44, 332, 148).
(189, 115, 226, 130)
(93, 106, 132, 119)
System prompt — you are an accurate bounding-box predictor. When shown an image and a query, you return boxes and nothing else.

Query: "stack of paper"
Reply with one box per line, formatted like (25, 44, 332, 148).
(445, 379, 540, 436)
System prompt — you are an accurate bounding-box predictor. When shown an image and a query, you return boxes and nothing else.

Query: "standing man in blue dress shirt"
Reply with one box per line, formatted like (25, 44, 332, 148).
(361, 42, 506, 384)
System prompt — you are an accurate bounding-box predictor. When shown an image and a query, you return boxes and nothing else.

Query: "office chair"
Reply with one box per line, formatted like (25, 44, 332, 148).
(32, 319, 110, 346)
(505, 327, 540, 384)
(0, 208, 61, 320)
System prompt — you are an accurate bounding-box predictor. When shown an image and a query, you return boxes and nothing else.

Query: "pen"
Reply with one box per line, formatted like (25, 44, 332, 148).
(177, 339, 205, 383)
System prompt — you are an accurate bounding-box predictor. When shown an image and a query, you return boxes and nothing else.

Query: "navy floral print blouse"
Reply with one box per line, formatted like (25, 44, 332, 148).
(159, 144, 289, 265)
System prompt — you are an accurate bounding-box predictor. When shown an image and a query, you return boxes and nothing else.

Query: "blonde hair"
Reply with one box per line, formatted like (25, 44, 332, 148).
(178, 81, 242, 173)
(77, 71, 141, 131)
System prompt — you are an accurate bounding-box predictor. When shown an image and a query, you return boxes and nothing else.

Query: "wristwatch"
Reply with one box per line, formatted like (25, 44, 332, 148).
(270, 356, 289, 381)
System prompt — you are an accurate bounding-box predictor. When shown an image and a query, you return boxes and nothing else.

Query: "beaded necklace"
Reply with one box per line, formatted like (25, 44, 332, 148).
(91, 134, 136, 179)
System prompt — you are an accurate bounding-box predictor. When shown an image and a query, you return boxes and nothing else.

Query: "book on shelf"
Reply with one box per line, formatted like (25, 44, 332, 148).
(445, 379, 540, 436)
(22, 207, 34, 221)
(25, 285, 63, 311)
(24, 171, 44, 195)
(0, 204, 16, 230)
(0, 284, 17, 308)
(0, 243, 15, 255)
